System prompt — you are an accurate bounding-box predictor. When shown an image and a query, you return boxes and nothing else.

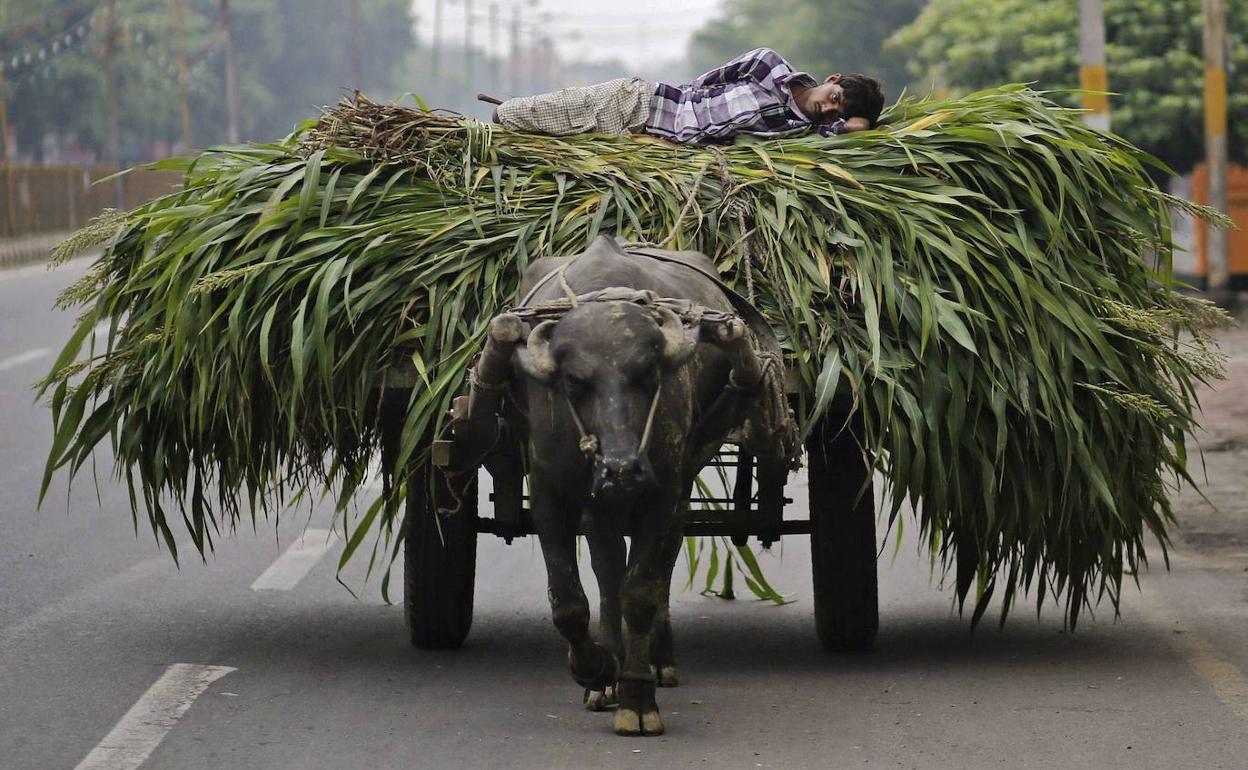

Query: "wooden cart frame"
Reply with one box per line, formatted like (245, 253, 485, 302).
(383, 376, 878, 654)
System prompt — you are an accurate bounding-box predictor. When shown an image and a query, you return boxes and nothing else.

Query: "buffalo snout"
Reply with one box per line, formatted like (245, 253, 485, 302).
(592, 453, 656, 498)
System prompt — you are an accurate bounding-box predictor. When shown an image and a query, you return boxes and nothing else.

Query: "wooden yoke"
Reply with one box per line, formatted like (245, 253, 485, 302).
(435, 313, 525, 472)
(702, 316, 764, 390)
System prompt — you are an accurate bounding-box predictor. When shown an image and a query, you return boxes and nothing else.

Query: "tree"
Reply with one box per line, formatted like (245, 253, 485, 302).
(687, 0, 926, 102)
(888, 0, 1248, 175)
(0, 0, 417, 163)
(223, 0, 416, 143)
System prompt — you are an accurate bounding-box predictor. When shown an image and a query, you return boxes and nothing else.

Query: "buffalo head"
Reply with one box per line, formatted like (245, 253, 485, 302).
(515, 301, 699, 499)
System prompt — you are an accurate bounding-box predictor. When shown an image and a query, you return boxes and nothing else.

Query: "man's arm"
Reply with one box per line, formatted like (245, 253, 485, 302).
(688, 47, 795, 89)
(815, 117, 871, 137)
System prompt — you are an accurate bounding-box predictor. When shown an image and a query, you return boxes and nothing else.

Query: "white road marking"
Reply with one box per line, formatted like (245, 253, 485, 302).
(0, 347, 51, 372)
(249, 528, 339, 590)
(1138, 589, 1248, 721)
(0, 322, 110, 376)
(72, 663, 236, 770)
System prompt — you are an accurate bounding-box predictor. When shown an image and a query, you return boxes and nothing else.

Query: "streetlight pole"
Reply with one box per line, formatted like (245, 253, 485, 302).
(1078, 0, 1110, 131)
(0, 43, 16, 236)
(1203, 0, 1229, 293)
(432, 0, 444, 80)
(174, 0, 192, 148)
(508, 3, 520, 94)
(350, 0, 361, 91)
(464, 0, 474, 92)
(489, 2, 500, 94)
(221, 0, 240, 143)
(104, 0, 123, 206)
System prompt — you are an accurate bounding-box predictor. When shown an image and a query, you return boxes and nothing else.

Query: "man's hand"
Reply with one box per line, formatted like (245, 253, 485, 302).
(841, 117, 871, 133)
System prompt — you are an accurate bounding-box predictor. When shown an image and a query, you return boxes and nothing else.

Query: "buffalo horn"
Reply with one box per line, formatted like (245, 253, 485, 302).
(519, 319, 559, 381)
(704, 317, 764, 390)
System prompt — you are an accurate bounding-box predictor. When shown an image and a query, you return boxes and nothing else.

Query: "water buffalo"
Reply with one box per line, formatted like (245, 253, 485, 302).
(460, 235, 794, 735)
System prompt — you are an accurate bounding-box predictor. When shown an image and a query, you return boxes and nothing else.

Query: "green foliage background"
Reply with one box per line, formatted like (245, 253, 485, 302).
(888, 0, 1248, 175)
(1, 0, 415, 161)
(688, 0, 926, 103)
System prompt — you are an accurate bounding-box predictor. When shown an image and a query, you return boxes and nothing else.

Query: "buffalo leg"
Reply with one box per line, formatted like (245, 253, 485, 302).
(613, 502, 683, 736)
(532, 489, 617, 693)
(584, 522, 625, 711)
(649, 529, 683, 688)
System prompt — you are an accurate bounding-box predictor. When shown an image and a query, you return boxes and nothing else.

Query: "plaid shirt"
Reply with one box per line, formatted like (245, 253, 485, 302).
(645, 48, 846, 144)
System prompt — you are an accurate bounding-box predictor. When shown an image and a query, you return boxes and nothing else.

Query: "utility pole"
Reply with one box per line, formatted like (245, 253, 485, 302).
(637, 22, 647, 77)
(174, 0, 192, 148)
(532, 12, 551, 92)
(1203, 0, 1229, 293)
(934, 63, 949, 99)
(1078, 0, 1110, 131)
(104, 0, 123, 206)
(464, 0, 474, 93)
(0, 42, 17, 237)
(545, 35, 556, 92)
(0, 38, 16, 234)
(221, 0, 239, 143)
(432, 0, 444, 80)
(350, 0, 361, 91)
(508, 3, 520, 94)
(489, 2, 499, 95)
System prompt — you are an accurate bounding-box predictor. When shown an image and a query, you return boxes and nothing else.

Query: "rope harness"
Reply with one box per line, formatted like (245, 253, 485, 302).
(482, 245, 798, 468)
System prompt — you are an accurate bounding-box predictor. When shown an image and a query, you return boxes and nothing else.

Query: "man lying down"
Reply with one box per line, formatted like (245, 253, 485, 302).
(491, 47, 884, 144)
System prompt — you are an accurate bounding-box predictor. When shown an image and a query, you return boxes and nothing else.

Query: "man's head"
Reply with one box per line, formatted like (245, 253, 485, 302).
(795, 73, 885, 128)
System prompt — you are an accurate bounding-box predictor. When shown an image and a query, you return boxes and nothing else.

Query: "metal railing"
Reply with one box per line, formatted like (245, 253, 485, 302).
(0, 164, 180, 238)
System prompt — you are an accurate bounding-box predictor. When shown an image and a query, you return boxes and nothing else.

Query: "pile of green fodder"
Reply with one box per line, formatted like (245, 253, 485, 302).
(41, 86, 1227, 624)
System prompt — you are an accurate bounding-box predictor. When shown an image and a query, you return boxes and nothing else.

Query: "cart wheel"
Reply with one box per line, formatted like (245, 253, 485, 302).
(405, 465, 478, 649)
(806, 411, 878, 652)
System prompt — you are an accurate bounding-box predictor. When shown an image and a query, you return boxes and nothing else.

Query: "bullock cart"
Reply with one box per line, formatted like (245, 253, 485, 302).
(40, 88, 1227, 675)
(383, 352, 879, 654)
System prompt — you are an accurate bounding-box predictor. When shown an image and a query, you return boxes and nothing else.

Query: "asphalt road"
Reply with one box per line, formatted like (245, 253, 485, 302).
(2, 260, 1247, 769)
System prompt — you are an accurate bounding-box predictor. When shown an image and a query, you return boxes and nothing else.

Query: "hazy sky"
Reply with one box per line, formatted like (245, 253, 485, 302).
(409, 0, 727, 69)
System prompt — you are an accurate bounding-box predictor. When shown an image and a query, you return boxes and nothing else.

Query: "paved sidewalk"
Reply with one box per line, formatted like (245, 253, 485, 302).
(1174, 317, 1248, 553)
(0, 231, 68, 270)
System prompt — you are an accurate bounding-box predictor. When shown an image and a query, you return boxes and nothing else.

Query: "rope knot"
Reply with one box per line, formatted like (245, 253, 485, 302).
(578, 434, 600, 457)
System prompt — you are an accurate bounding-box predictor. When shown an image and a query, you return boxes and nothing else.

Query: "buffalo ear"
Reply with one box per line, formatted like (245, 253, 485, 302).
(655, 307, 699, 368)
(517, 320, 559, 382)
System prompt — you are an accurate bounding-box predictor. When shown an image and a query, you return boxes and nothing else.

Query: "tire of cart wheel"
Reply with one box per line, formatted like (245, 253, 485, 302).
(806, 410, 879, 652)
(405, 464, 478, 650)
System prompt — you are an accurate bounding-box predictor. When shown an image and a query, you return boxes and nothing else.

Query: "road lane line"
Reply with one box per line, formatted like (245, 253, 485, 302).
(250, 528, 339, 590)
(0, 347, 51, 372)
(73, 663, 236, 770)
(1138, 589, 1248, 721)
(0, 323, 110, 376)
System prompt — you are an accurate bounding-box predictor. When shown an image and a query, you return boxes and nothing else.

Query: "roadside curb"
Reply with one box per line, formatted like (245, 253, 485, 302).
(0, 232, 67, 271)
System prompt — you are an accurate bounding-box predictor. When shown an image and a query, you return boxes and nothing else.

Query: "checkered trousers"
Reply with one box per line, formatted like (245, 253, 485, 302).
(495, 77, 656, 136)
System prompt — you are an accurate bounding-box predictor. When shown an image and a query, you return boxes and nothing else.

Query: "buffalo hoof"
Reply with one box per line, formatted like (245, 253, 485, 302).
(613, 677, 662, 736)
(584, 685, 617, 712)
(656, 665, 679, 688)
(613, 707, 663, 736)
